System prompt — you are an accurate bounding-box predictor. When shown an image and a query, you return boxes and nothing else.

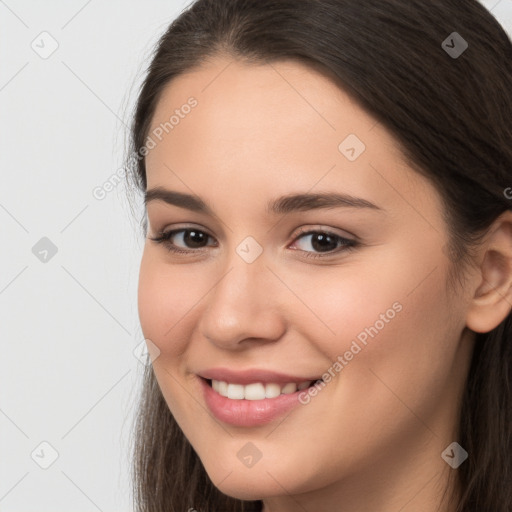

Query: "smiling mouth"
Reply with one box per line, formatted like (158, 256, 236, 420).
(205, 378, 323, 400)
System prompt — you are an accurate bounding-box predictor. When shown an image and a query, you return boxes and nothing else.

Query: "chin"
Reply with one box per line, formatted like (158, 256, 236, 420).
(201, 457, 312, 502)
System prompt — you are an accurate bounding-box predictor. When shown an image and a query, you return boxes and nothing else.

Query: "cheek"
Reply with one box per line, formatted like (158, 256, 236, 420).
(322, 251, 457, 430)
(279, 260, 412, 359)
(294, 243, 456, 397)
(137, 248, 203, 358)
(137, 249, 207, 427)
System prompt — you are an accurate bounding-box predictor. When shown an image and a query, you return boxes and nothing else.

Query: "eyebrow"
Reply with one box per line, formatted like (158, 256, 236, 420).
(144, 187, 382, 215)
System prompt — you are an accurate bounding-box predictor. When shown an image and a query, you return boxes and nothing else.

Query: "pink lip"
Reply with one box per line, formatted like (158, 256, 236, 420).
(198, 367, 319, 385)
(199, 377, 308, 427)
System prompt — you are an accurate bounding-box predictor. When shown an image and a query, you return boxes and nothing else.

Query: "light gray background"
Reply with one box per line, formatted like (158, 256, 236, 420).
(1, 1, 511, 510)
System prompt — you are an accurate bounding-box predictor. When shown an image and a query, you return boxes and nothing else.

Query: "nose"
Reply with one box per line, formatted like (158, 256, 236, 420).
(198, 248, 287, 350)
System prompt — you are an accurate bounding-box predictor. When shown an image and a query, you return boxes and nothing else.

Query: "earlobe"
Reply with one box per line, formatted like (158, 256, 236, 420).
(466, 213, 512, 334)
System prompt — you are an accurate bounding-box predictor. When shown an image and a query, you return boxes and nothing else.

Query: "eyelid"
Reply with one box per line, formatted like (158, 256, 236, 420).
(291, 224, 357, 241)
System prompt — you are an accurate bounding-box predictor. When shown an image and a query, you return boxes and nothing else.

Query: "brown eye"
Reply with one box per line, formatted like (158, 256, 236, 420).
(290, 230, 358, 258)
(177, 229, 209, 248)
(149, 228, 216, 253)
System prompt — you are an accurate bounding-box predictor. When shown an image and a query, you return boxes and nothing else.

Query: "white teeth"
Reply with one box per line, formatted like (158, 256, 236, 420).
(218, 381, 228, 396)
(244, 383, 266, 400)
(227, 383, 245, 399)
(210, 379, 313, 399)
(265, 383, 281, 399)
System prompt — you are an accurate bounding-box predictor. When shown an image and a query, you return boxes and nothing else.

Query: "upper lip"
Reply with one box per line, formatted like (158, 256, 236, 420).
(198, 367, 322, 385)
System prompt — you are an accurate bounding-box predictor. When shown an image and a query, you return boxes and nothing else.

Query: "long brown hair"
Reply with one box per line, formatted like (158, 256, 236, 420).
(126, 1, 512, 510)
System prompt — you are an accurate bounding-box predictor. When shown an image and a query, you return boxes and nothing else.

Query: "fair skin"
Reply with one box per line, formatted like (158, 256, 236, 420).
(137, 54, 512, 512)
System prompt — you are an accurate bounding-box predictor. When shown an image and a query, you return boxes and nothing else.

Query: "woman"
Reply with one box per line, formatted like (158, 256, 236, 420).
(126, 0, 512, 510)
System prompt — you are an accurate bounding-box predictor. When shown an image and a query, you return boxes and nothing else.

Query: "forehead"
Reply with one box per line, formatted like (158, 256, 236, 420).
(144, 55, 442, 225)
(147, 55, 381, 157)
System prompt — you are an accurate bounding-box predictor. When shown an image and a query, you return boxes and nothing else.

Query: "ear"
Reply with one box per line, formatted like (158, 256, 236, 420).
(466, 211, 512, 333)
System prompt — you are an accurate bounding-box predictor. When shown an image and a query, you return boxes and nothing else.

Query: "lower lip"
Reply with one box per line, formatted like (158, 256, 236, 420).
(200, 378, 305, 427)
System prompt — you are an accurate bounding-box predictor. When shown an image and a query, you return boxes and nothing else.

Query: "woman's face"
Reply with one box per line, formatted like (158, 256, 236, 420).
(138, 55, 474, 507)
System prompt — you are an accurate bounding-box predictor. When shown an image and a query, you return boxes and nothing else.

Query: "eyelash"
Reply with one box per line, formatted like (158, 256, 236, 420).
(148, 226, 359, 259)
